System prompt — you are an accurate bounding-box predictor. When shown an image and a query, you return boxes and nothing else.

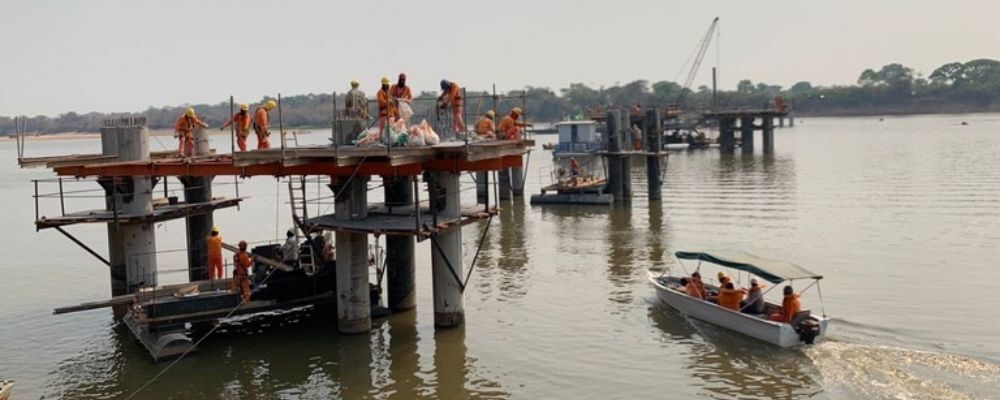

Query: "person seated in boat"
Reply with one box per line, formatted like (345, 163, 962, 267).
(569, 158, 582, 185)
(717, 271, 732, 286)
(744, 278, 766, 314)
(769, 285, 801, 323)
(679, 277, 702, 298)
(688, 272, 707, 299)
(716, 282, 746, 311)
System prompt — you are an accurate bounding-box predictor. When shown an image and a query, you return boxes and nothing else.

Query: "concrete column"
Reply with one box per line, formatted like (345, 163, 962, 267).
(778, 116, 785, 128)
(719, 117, 735, 153)
(620, 111, 633, 198)
(475, 171, 489, 204)
(644, 109, 663, 201)
(511, 167, 524, 197)
(384, 176, 416, 312)
(762, 115, 775, 154)
(430, 172, 464, 328)
(100, 118, 156, 296)
(740, 116, 755, 154)
(181, 126, 214, 282)
(498, 168, 512, 200)
(332, 175, 371, 334)
(605, 111, 623, 200)
(789, 114, 795, 127)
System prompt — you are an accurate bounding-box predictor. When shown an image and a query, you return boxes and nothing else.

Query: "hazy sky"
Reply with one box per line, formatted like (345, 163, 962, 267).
(3, 0, 998, 116)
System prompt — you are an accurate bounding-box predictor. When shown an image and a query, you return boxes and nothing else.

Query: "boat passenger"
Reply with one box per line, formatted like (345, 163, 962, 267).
(716, 282, 746, 311)
(744, 278, 766, 314)
(680, 277, 702, 298)
(280, 229, 299, 264)
(232, 240, 253, 302)
(769, 286, 801, 323)
(690, 272, 707, 299)
(717, 271, 731, 286)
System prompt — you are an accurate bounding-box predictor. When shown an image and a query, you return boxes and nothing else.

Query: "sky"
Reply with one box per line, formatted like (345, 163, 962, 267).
(2, 0, 999, 116)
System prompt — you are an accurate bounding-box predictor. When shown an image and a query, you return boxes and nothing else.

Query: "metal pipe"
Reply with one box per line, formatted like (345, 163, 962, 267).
(58, 178, 65, 216)
(229, 95, 236, 154)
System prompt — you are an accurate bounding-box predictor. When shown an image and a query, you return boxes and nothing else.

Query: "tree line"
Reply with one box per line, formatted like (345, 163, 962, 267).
(4, 59, 1000, 136)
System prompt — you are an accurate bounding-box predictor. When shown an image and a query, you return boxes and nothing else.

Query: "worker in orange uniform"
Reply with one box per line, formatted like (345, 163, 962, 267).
(716, 282, 746, 311)
(175, 107, 209, 157)
(437, 79, 465, 133)
(206, 226, 224, 279)
(221, 103, 252, 151)
(253, 100, 277, 149)
(498, 107, 532, 140)
(474, 110, 496, 139)
(770, 286, 802, 323)
(232, 240, 253, 302)
(390, 73, 413, 116)
(376, 77, 395, 133)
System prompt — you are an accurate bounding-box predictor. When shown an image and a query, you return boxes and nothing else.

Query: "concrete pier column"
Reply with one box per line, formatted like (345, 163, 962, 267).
(778, 116, 785, 128)
(620, 112, 633, 198)
(332, 175, 371, 334)
(100, 118, 156, 295)
(740, 116, 755, 154)
(430, 172, 464, 328)
(475, 171, 489, 204)
(605, 111, 624, 200)
(498, 169, 512, 200)
(181, 126, 214, 282)
(762, 116, 775, 154)
(789, 114, 795, 127)
(384, 175, 416, 312)
(719, 117, 736, 153)
(511, 167, 524, 197)
(644, 109, 663, 201)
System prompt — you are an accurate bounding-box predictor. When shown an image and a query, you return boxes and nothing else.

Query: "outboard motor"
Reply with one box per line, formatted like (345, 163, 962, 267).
(796, 319, 821, 344)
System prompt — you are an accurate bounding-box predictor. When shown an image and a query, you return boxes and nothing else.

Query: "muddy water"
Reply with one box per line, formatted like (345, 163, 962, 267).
(1, 113, 998, 399)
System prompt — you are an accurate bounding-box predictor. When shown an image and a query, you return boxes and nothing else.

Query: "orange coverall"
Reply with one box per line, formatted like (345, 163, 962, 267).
(377, 88, 395, 132)
(717, 287, 746, 311)
(232, 251, 253, 302)
(207, 234, 224, 280)
(390, 84, 413, 118)
(770, 293, 802, 323)
(222, 111, 252, 151)
(498, 114, 523, 140)
(253, 107, 271, 149)
(174, 114, 208, 156)
(443, 83, 464, 133)
(474, 116, 495, 138)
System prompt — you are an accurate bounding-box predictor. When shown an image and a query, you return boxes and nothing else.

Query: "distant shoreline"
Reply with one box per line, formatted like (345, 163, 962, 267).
(1, 128, 318, 142)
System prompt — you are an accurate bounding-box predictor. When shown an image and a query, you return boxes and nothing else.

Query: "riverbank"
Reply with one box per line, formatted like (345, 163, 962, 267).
(1, 128, 319, 142)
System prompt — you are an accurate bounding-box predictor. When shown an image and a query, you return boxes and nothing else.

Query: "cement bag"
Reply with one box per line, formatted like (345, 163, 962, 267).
(354, 127, 381, 146)
(407, 126, 426, 147)
(420, 119, 440, 145)
(398, 101, 414, 123)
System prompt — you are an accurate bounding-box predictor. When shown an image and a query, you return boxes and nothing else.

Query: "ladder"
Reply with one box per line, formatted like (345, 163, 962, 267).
(287, 176, 317, 275)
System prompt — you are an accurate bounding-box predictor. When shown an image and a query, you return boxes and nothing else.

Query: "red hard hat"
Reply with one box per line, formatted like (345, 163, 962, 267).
(398, 73, 407, 80)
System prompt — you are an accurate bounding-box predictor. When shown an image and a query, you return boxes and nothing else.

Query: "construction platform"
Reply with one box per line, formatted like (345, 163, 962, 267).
(303, 203, 497, 240)
(35, 197, 242, 229)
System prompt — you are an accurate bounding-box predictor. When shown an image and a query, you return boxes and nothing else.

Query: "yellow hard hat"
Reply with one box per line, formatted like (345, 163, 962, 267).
(185, 107, 195, 117)
(486, 110, 496, 118)
(211, 226, 220, 233)
(381, 76, 390, 85)
(511, 107, 523, 115)
(266, 100, 277, 110)
(351, 80, 360, 87)
(240, 103, 249, 111)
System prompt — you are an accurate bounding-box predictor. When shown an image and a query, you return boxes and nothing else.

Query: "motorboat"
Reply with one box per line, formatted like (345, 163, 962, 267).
(649, 250, 829, 347)
(0, 380, 13, 400)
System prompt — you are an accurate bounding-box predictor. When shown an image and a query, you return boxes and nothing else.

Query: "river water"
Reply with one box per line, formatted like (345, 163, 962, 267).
(1, 113, 998, 399)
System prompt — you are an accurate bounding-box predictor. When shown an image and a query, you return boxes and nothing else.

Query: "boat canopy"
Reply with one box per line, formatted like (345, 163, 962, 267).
(675, 250, 822, 284)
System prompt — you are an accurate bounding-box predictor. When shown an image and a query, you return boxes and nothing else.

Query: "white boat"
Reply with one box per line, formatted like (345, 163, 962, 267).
(649, 250, 829, 347)
(0, 380, 13, 400)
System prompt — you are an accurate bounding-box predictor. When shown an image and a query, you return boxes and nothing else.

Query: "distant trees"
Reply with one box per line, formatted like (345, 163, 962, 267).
(5, 59, 1000, 135)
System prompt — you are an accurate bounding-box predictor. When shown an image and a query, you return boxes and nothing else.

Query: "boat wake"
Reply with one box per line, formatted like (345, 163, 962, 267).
(805, 339, 1000, 400)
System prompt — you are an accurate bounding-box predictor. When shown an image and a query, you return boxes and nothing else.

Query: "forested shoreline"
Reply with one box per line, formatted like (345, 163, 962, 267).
(4, 59, 999, 135)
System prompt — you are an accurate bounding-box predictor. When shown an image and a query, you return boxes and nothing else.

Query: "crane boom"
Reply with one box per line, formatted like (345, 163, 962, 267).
(677, 17, 719, 104)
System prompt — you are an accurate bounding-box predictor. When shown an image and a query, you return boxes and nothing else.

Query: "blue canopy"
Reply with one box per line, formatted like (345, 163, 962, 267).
(675, 250, 822, 284)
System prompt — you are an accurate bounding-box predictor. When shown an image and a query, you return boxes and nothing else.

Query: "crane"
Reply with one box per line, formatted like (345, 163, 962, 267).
(675, 17, 719, 105)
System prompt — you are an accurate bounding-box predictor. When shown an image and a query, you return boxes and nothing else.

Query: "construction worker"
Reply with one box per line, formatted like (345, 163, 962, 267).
(437, 79, 465, 133)
(232, 240, 253, 302)
(253, 100, 278, 149)
(221, 103, 252, 151)
(569, 157, 582, 185)
(376, 77, 395, 133)
(174, 107, 209, 157)
(497, 107, 532, 140)
(474, 110, 496, 139)
(207, 226, 224, 280)
(280, 228, 299, 264)
(390, 73, 413, 115)
(770, 286, 802, 323)
(345, 80, 369, 119)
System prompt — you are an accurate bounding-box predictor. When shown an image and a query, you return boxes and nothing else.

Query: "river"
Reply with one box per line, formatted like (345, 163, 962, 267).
(1, 113, 998, 399)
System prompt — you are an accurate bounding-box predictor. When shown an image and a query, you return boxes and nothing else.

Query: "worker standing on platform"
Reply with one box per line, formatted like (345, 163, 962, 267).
(232, 240, 253, 302)
(390, 73, 413, 118)
(207, 226, 224, 280)
(280, 229, 299, 265)
(175, 107, 209, 157)
(221, 103, 252, 151)
(474, 110, 496, 139)
(498, 107, 531, 140)
(376, 77, 395, 133)
(345, 80, 369, 120)
(437, 79, 465, 133)
(253, 100, 277, 149)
